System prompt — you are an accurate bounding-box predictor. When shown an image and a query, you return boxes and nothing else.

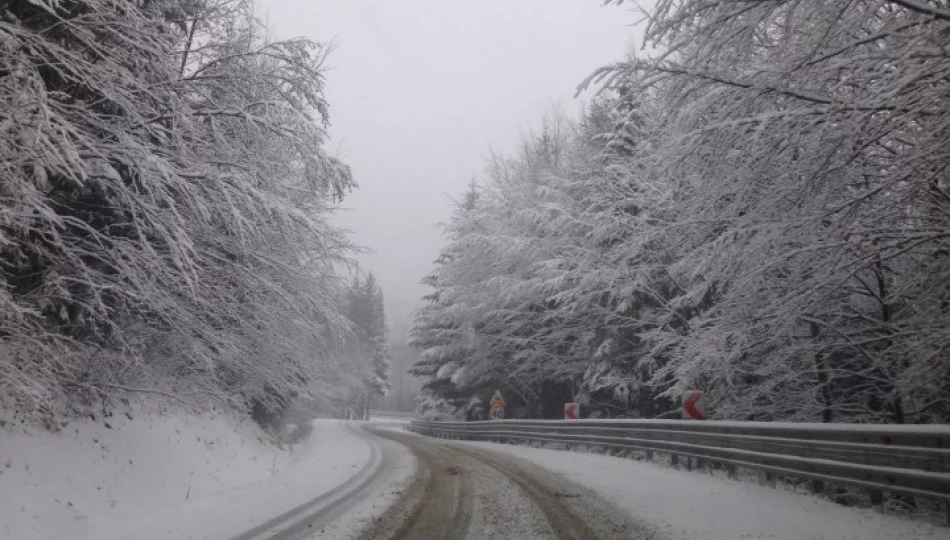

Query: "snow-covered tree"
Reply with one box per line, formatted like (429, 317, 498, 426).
(412, 105, 676, 419)
(338, 273, 391, 418)
(586, 0, 950, 423)
(413, 0, 950, 424)
(1, 0, 355, 423)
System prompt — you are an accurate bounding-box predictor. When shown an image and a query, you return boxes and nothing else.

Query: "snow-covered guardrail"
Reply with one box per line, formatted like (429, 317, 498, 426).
(409, 419, 950, 505)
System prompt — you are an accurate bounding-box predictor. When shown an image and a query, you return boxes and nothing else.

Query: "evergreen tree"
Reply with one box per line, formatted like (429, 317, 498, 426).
(412, 0, 950, 425)
(342, 273, 391, 417)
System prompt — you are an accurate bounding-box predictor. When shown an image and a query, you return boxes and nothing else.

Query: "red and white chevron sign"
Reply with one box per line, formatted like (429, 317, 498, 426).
(682, 391, 705, 420)
(564, 402, 579, 420)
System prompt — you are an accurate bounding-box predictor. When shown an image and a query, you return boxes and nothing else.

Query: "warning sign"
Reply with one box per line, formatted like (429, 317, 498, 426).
(682, 390, 705, 420)
(490, 390, 505, 408)
(564, 402, 579, 420)
(489, 390, 505, 420)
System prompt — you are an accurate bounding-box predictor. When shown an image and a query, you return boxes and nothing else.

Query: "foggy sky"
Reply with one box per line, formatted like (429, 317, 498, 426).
(259, 0, 641, 334)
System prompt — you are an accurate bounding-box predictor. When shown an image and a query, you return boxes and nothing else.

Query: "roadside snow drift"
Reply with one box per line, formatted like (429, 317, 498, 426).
(0, 410, 290, 540)
(0, 414, 373, 540)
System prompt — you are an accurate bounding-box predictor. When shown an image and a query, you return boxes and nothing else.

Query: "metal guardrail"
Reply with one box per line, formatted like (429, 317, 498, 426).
(409, 419, 950, 504)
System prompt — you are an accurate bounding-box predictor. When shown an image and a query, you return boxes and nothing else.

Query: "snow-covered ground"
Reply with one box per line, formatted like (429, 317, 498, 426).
(0, 411, 406, 540)
(1, 409, 293, 540)
(95, 419, 380, 540)
(463, 441, 946, 540)
(7, 414, 942, 540)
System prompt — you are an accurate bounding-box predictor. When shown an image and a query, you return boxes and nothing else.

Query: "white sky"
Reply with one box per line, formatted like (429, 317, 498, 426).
(259, 0, 642, 333)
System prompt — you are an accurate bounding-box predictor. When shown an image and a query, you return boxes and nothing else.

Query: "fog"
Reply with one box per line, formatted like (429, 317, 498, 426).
(259, 0, 639, 333)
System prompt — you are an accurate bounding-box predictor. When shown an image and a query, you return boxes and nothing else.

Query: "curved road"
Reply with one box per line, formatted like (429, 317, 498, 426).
(229, 423, 654, 540)
(351, 426, 655, 540)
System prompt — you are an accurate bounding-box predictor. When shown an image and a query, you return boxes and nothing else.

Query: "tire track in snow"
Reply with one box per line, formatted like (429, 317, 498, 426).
(230, 423, 400, 540)
(352, 427, 475, 540)
(355, 429, 655, 540)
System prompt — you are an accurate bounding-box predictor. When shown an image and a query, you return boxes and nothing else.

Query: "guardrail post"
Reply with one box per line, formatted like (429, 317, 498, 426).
(670, 453, 679, 467)
(645, 450, 654, 461)
(759, 470, 775, 487)
(868, 489, 884, 506)
(811, 479, 825, 494)
(726, 464, 737, 479)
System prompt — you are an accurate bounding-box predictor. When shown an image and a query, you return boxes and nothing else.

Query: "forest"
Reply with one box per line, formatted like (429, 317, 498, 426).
(0, 0, 389, 427)
(3, 0, 948, 429)
(411, 0, 950, 424)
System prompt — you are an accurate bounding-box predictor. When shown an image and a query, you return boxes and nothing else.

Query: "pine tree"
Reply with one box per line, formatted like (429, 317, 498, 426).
(342, 273, 391, 418)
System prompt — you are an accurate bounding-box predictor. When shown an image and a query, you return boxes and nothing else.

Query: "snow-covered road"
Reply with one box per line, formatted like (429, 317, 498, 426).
(353, 426, 649, 540)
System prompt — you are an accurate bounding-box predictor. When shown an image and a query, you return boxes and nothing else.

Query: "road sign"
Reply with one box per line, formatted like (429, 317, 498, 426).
(489, 390, 505, 420)
(682, 390, 705, 420)
(564, 402, 579, 420)
(489, 404, 505, 420)
(489, 390, 505, 408)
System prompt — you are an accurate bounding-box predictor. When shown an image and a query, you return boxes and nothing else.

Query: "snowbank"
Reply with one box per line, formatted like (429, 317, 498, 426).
(0, 409, 290, 540)
(465, 441, 945, 540)
(97, 419, 374, 540)
(0, 412, 379, 540)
